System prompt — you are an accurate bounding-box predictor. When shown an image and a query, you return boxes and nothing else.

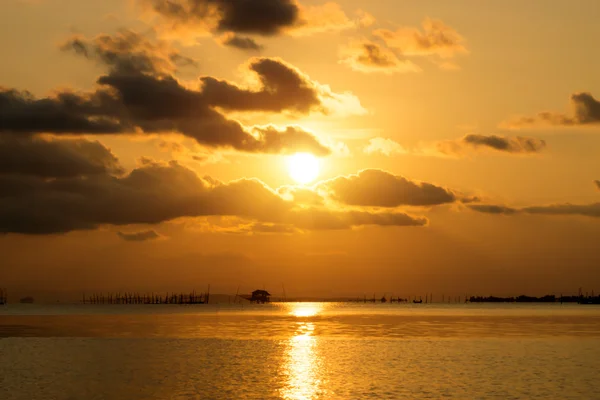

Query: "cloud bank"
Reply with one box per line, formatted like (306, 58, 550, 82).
(1, 31, 364, 156)
(0, 156, 429, 234)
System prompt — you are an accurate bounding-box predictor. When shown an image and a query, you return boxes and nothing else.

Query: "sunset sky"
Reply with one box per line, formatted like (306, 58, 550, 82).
(1, 0, 599, 300)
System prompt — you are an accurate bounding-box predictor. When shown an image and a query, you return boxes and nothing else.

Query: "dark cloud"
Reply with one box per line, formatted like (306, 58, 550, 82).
(117, 230, 162, 241)
(2, 32, 359, 156)
(523, 203, 600, 218)
(0, 161, 426, 234)
(468, 204, 519, 215)
(320, 169, 457, 207)
(0, 88, 124, 134)
(199, 58, 322, 113)
(463, 134, 545, 153)
(433, 134, 546, 156)
(506, 92, 600, 127)
(142, 0, 353, 42)
(462, 134, 545, 153)
(220, 34, 263, 51)
(469, 202, 600, 218)
(340, 40, 420, 74)
(594, 180, 600, 191)
(572, 92, 600, 123)
(0, 134, 123, 178)
(148, 0, 299, 36)
(217, 0, 298, 35)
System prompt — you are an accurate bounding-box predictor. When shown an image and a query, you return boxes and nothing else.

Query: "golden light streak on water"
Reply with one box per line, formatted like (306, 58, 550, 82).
(281, 303, 325, 399)
(281, 322, 323, 400)
(286, 302, 324, 318)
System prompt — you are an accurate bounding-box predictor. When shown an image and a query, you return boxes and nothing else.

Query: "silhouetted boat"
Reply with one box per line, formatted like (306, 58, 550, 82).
(413, 298, 423, 304)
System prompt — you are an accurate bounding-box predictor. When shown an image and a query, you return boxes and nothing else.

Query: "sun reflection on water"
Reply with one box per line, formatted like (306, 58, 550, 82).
(287, 302, 323, 318)
(281, 303, 324, 400)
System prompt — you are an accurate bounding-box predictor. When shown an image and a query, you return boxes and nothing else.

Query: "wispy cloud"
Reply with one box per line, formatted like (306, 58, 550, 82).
(363, 137, 407, 155)
(340, 40, 421, 74)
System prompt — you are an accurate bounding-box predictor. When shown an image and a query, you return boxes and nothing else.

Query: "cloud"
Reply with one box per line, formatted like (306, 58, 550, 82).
(0, 134, 123, 178)
(140, 0, 356, 45)
(523, 203, 600, 218)
(287, 208, 427, 230)
(0, 160, 427, 234)
(469, 202, 600, 218)
(186, 216, 286, 235)
(3, 33, 364, 156)
(0, 88, 125, 134)
(433, 134, 547, 156)
(249, 222, 298, 234)
(373, 18, 468, 60)
(364, 137, 406, 156)
(117, 230, 162, 241)
(292, 2, 355, 35)
(219, 33, 263, 51)
(250, 125, 331, 155)
(467, 204, 519, 215)
(319, 169, 457, 207)
(66, 35, 364, 116)
(144, 0, 299, 36)
(505, 92, 600, 128)
(199, 57, 322, 113)
(277, 185, 324, 205)
(61, 29, 198, 76)
(340, 40, 420, 74)
(341, 18, 467, 73)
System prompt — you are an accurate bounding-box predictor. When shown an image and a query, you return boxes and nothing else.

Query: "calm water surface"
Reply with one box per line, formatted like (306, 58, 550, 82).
(1, 303, 600, 399)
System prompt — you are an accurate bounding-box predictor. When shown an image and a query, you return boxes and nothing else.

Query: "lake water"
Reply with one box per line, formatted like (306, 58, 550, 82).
(1, 303, 600, 399)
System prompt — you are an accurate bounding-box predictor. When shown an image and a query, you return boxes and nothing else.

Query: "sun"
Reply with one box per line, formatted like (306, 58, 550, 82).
(287, 153, 320, 185)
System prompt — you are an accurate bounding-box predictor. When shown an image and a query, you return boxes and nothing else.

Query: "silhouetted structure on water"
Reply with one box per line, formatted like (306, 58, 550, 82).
(0, 288, 6, 305)
(249, 290, 271, 304)
(577, 288, 600, 304)
(468, 295, 558, 303)
(82, 287, 210, 305)
(468, 290, 600, 304)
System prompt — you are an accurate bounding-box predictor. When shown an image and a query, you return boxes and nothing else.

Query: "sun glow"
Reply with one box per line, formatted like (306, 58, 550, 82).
(288, 302, 323, 317)
(287, 153, 320, 185)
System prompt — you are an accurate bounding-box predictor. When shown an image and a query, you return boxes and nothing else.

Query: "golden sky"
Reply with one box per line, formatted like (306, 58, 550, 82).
(1, 0, 599, 299)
